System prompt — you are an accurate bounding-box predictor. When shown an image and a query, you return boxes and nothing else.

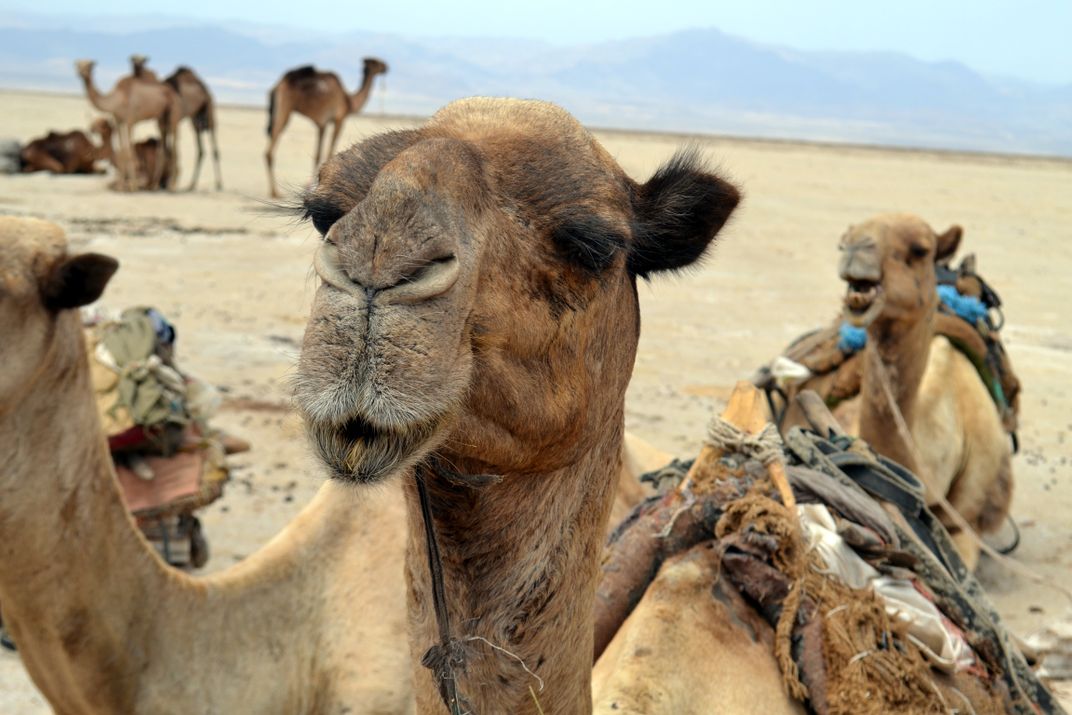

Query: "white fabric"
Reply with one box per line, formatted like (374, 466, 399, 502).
(770, 356, 813, 386)
(798, 504, 975, 672)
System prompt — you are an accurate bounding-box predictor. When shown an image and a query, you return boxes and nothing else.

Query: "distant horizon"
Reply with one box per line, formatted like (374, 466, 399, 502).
(4, 2, 1070, 87)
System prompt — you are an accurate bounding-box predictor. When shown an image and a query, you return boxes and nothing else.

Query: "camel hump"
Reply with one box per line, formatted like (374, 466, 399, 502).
(283, 65, 319, 84)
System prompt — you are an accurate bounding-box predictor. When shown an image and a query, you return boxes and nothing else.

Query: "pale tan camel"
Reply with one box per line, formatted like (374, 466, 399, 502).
(294, 97, 741, 714)
(0, 216, 415, 713)
(839, 213, 1013, 570)
(265, 57, 388, 198)
(593, 544, 805, 714)
(75, 59, 181, 191)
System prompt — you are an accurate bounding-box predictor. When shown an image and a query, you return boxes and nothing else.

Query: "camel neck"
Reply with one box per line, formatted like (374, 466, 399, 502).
(349, 70, 376, 114)
(858, 311, 934, 473)
(79, 74, 114, 115)
(0, 316, 174, 712)
(404, 425, 622, 715)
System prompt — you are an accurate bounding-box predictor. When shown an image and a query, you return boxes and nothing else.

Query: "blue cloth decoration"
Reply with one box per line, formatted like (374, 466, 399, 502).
(937, 284, 988, 325)
(838, 323, 868, 353)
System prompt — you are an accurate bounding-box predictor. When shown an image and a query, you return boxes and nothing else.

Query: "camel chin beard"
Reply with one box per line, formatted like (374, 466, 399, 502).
(307, 411, 448, 485)
(842, 280, 884, 328)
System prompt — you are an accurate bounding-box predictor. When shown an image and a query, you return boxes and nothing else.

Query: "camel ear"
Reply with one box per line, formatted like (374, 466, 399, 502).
(42, 253, 119, 311)
(935, 225, 962, 262)
(628, 150, 741, 278)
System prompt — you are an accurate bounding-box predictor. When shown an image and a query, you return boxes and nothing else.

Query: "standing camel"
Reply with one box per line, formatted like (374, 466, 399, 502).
(839, 214, 1013, 570)
(75, 59, 181, 191)
(264, 57, 388, 198)
(164, 65, 223, 190)
(293, 97, 741, 714)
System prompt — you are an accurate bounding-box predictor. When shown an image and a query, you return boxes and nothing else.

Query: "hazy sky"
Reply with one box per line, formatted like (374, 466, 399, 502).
(8, 0, 1071, 84)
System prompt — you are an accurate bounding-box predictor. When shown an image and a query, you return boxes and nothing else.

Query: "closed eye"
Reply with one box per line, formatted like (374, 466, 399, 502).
(909, 244, 930, 260)
(301, 195, 347, 237)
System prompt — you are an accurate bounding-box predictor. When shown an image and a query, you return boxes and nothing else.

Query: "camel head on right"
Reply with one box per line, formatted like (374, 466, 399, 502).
(294, 98, 740, 485)
(839, 213, 962, 332)
(0, 217, 117, 422)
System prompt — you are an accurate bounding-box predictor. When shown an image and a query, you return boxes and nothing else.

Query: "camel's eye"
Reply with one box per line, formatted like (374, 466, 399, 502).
(909, 244, 929, 260)
(301, 195, 347, 237)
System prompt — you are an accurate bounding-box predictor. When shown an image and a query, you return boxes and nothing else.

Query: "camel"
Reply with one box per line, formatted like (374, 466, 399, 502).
(164, 66, 223, 191)
(839, 213, 1013, 570)
(75, 59, 181, 191)
(265, 57, 388, 198)
(294, 97, 741, 714)
(0, 216, 417, 713)
(92, 118, 166, 191)
(18, 129, 100, 174)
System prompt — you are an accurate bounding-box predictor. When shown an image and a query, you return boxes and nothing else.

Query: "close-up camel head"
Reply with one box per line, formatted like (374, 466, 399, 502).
(0, 217, 117, 419)
(294, 97, 740, 484)
(839, 213, 962, 329)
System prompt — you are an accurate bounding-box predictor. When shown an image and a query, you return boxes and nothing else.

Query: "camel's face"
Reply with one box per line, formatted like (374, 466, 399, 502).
(364, 58, 389, 76)
(74, 60, 95, 80)
(839, 214, 961, 329)
(296, 99, 739, 484)
(0, 219, 117, 405)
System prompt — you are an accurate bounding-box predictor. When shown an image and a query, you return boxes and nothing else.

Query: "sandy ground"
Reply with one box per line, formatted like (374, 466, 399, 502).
(2, 89, 1071, 711)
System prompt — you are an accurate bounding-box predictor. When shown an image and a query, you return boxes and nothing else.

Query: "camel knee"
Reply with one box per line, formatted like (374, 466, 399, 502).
(975, 455, 1013, 535)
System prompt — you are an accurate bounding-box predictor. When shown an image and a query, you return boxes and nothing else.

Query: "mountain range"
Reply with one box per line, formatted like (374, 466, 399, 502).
(2, 18, 1070, 156)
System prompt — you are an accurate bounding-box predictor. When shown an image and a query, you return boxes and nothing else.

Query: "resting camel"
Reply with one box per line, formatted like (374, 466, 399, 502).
(75, 59, 181, 191)
(18, 129, 99, 174)
(0, 216, 417, 713)
(839, 214, 1013, 570)
(93, 118, 166, 191)
(265, 57, 388, 198)
(293, 97, 740, 714)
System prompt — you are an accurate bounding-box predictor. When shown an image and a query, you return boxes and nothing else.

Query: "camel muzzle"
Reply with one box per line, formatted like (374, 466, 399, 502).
(314, 243, 460, 305)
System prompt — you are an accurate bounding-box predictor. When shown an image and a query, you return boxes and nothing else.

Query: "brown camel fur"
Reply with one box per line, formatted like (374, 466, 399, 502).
(840, 213, 1013, 570)
(265, 57, 388, 198)
(19, 130, 100, 174)
(75, 59, 181, 191)
(0, 216, 416, 714)
(164, 65, 223, 191)
(294, 97, 740, 714)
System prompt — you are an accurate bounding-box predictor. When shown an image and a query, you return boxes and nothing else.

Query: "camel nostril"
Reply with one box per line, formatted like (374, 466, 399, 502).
(388, 253, 459, 304)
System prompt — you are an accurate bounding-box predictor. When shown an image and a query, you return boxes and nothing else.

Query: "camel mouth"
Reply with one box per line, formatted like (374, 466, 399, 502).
(843, 278, 883, 326)
(307, 410, 448, 484)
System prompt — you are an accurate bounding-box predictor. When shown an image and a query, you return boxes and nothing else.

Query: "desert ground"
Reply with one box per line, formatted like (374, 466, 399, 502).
(2, 88, 1071, 712)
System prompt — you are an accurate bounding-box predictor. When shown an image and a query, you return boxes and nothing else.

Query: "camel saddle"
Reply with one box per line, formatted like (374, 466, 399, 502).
(604, 390, 1059, 715)
(756, 254, 1021, 447)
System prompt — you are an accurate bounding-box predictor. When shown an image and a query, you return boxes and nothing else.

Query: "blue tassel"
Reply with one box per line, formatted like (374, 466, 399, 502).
(937, 284, 988, 325)
(838, 323, 868, 353)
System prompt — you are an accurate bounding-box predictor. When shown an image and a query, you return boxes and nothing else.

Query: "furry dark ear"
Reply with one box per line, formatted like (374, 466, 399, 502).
(935, 225, 963, 262)
(42, 253, 119, 311)
(627, 149, 741, 278)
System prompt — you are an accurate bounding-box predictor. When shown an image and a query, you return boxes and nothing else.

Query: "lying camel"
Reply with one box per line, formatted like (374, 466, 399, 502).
(93, 118, 167, 191)
(292, 97, 740, 714)
(18, 129, 100, 174)
(0, 216, 413, 713)
(839, 214, 1012, 570)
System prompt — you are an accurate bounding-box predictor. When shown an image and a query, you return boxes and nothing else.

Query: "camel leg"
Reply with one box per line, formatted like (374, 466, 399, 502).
(208, 118, 222, 191)
(167, 116, 181, 190)
(313, 124, 326, 176)
(20, 147, 65, 174)
(151, 119, 168, 190)
(187, 126, 205, 192)
(325, 119, 344, 165)
(265, 111, 289, 200)
(119, 122, 136, 192)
